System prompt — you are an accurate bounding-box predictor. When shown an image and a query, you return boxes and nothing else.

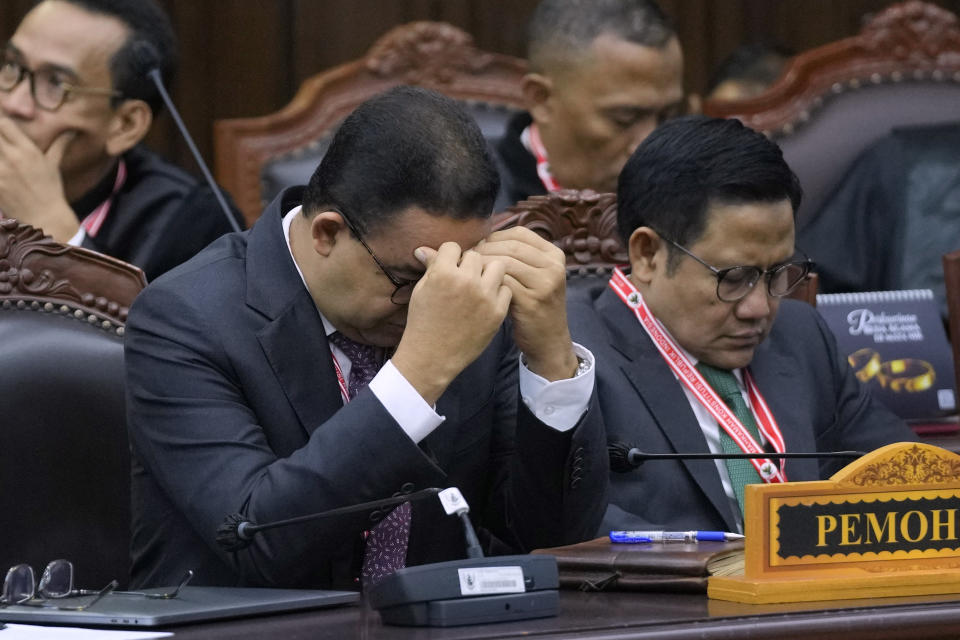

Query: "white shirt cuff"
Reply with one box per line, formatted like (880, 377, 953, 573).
(369, 359, 445, 443)
(519, 343, 594, 432)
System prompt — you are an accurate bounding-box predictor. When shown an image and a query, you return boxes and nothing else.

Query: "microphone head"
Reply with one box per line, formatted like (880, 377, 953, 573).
(608, 441, 638, 473)
(131, 40, 162, 77)
(215, 513, 253, 551)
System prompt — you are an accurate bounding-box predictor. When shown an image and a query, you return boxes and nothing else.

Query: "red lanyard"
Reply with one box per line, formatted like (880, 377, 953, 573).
(608, 268, 787, 482)
(80, 158, 128, 238)
(525, 124, 562, 193)
(330, 350, 350, 405)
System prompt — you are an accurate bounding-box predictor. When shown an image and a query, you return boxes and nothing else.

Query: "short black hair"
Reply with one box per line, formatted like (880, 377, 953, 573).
(528, 0, 675, 73)
(41, 0, 177, 114)
(617, 116, 802, 269)
(708, 42, 792, 94)
(303, 86, 500, 237)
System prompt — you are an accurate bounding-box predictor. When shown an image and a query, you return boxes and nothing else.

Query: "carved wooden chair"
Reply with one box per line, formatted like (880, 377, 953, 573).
(493, 190, 819, 305)
(704, 2, 960, 310)
(0, 219, 146, 588)
(704, 0, 960, 226)
(214, 21, 527, 226)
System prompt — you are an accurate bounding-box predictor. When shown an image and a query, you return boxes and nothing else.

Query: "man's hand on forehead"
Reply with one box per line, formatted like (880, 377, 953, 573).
(475, 226, 579, 381)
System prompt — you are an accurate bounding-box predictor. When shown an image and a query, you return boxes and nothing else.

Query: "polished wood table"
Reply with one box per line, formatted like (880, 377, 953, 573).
(166, 590, 960, 639)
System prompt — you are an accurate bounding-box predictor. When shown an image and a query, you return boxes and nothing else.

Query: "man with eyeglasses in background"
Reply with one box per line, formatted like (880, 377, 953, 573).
(124, 86, 607, 590)
(0, 0, 241, 281)
(567, 116, 915, 535)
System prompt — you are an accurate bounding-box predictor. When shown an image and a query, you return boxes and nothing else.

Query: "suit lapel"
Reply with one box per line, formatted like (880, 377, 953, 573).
(247, 188, 343, 438)
(746, 339, 821, 480)
(597, 288, 740, 530)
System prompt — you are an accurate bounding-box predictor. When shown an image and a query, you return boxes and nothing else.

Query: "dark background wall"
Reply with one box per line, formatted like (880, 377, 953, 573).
(2, 0, 959, 176)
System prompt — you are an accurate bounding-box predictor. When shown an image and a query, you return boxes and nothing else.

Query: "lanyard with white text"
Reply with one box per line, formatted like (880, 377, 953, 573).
(608, 268, 787, 482)
(80, 158, 128, 238)
(523, 124, 562, 193)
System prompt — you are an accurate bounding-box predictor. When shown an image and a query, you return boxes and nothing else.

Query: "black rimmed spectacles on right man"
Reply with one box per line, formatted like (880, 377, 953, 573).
(663, 237, 813, 303)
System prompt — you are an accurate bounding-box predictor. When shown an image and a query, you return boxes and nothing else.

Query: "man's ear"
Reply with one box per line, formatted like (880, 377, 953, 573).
(521, 72, 554, 124)
(309, 210, 349, 257)
(627, 227, 664, 285)
(105, 99, 152, 156)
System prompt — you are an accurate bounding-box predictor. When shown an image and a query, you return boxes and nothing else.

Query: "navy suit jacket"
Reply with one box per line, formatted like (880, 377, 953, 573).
(125, 187, 607, 589)
(566, 281, 916, 533)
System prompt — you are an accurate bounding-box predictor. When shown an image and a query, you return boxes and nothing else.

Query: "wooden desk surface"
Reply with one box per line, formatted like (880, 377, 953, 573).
(166, 589, 960, 639)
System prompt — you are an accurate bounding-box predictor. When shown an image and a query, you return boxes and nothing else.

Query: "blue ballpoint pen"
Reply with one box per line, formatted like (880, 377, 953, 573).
(609, 530, 744, 543)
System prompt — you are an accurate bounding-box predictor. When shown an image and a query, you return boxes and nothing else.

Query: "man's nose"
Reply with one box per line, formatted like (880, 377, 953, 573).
(0, 76, 37, 118)
(626, 118, 658, 156)
(734, 279, 774, 320)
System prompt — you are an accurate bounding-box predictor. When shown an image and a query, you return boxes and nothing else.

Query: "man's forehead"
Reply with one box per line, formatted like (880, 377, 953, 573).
(12, 1, 129, 74)
(563, 35, 684, 102)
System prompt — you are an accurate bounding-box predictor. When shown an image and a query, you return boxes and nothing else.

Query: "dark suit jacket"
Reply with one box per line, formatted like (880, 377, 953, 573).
(124, 187, 606, 589)
(566, 281, 917, 533)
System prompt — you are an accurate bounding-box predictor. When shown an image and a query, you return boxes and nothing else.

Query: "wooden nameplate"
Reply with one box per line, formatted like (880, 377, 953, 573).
(709, 442, 960, 604)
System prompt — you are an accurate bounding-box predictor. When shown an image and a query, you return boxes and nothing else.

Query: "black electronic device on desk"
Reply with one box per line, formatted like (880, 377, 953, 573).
(368, 554, 559, 627)
(216, 486, 561, 627)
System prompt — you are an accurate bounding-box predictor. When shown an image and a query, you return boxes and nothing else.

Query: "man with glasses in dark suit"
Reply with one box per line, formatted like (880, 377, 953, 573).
(0, 0, 241, 280)
(566, 116, 915, 535)
(125, 86, 607, 590)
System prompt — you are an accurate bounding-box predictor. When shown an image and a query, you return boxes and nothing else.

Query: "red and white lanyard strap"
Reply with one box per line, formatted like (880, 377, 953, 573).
(608, 268, 787, 483)
(330, 350, 350, 405)
(523, 124, 562, 193)
(80, 158, 128, 238)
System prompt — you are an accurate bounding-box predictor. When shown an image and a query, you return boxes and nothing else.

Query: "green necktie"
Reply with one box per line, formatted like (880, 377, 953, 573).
(695, 363, 764, 515)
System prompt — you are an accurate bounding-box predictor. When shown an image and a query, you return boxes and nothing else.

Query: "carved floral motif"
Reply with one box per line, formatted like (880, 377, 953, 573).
(499, 190, 626, 267)
(366, 22, 494, 83)
(843, 444, 960, 486)
(0, 218, 139, 326)
(861, 1, 960, 63)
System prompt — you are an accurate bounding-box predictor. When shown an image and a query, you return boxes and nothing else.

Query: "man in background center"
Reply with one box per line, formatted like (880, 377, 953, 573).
(495, 0, 685, 210)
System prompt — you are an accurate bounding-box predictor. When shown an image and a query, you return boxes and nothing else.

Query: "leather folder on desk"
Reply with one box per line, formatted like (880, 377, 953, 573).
(533, 537, 744, 593)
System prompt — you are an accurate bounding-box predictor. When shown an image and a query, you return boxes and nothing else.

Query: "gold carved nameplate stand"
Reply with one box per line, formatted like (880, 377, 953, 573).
(709, 442, 960, 604)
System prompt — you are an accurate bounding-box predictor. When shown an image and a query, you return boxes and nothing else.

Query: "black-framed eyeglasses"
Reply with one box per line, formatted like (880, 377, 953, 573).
(664, 237, 812, 303)
(0, 57, 122, 112)
(335, 208, 418, 305)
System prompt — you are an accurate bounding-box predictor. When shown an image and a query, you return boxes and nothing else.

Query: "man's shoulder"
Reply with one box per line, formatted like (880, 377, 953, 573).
(122, 145, 204, 195)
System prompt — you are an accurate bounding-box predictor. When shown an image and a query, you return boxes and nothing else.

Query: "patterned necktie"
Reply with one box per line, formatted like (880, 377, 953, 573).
(328, 332, 381, 398)
(695, 363, 764, 514)
(327, 331, 411, 587)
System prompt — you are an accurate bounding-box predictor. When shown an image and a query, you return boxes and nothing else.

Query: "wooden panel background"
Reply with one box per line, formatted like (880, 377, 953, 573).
(2, 0, 959, 176)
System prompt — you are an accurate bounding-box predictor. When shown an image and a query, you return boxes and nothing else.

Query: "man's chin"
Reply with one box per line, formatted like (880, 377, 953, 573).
(356, 323, 405, 348)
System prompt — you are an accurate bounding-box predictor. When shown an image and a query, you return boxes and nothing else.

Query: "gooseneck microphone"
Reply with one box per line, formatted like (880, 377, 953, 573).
(608, 441, 865, 473)
(131, 40, 241, 233)
(215, 487, 444, 552)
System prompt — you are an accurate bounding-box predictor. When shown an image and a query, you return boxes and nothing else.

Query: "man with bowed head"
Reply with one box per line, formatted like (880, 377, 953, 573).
(494, 0, 685, 209)
(567, 116, 915, 534)
(125, 86, 607, 589)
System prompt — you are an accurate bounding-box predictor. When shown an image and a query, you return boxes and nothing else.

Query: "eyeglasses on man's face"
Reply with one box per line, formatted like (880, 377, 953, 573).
(664, 236, 812, 303)
(0, 56, 122, 112)
(335, 208, 419, 305)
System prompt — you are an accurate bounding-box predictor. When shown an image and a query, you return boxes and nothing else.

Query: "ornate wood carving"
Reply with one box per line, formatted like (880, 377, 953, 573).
(704, 1, 960, 137)
(214, 21, 527, 226)
(495, 190, 626, 274)
(366, 21, 496, 84)
(835, 443, 960, 487)
(0, 218, 146, 333)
